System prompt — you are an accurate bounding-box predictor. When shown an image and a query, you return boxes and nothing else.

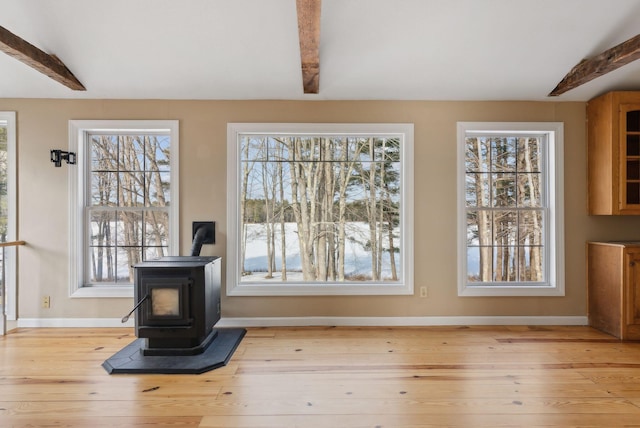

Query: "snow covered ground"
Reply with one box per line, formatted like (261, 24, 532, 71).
(241, 222, 400, 282)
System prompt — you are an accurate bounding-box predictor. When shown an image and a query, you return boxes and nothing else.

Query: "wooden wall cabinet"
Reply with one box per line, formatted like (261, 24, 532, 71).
(587, 241, 640, 340)
(587, 91, 640, 215)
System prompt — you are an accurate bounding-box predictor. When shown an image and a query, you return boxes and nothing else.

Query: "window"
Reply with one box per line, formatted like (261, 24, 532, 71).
(227, 123, 414, 296)
(0, 112, 17, 321)
(457, 122, 564, 296)
(69, 121, 179, 298)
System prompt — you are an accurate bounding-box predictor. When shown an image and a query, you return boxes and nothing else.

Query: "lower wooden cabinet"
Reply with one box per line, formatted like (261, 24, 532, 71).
(587, 241, 640, 340)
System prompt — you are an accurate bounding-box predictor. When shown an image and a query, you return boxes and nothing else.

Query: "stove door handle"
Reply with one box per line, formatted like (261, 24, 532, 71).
(121, 294, 149, 323)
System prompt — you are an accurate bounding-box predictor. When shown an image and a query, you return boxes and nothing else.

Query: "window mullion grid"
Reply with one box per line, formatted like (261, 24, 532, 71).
(459, 124, 562, 294)
(235, 129, 407, 288)
(86, 206, 119, 285)
(467, 135, 539, 285)
(75, 122, 177, 292)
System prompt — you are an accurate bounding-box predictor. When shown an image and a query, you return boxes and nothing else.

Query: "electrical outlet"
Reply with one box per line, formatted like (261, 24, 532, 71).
(42, 296, 50, 308)
(419, 286, 428, 298)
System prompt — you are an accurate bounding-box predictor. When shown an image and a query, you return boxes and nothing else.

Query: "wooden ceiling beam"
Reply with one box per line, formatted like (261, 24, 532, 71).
(296, 0, 321, 94)
(549, 33, 640, 96)
(0, 25, 85, 91)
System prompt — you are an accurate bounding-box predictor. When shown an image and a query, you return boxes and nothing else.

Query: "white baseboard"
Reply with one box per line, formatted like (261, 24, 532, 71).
(17, 316, 587, 329)
(17, 318, 135, 328)
(215, 316, 589, 328)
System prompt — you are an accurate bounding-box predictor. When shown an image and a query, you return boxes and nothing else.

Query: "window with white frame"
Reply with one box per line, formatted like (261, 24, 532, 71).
(227, 123, 414, 296)
(0, 112, 17, 321)
(69, 120, 179, 298)
(457, 122, 564, 296)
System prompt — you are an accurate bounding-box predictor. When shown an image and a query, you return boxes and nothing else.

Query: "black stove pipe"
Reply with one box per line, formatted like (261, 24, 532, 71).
(190, 225, 208, 256)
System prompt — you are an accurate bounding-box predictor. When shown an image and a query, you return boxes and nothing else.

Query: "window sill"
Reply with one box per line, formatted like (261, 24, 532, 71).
(227, 283, 414, 296)
(70, 285, 133, 298)
(458, 284, 565, 297)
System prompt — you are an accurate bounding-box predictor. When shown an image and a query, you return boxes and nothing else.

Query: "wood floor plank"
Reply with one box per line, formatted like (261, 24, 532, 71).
(214, 381, 614, 400)
(200, 413, 640, 428)
(1, 397, 637, 417)
(2, 416, 202, 428)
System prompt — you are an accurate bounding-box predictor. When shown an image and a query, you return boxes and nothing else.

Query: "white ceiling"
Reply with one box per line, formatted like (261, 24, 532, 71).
(2, 0, 640, 101)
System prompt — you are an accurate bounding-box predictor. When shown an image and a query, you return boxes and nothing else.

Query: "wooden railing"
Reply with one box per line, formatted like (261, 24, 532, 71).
(0, 240, 25, 248)
(1, 240, 25, 335)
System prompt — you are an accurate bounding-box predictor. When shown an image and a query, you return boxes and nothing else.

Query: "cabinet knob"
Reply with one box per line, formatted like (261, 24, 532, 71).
(631, 261, 636, 267)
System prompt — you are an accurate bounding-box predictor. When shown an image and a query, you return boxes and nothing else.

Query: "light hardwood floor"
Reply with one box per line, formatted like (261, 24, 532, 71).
(2, 325, 640, 427)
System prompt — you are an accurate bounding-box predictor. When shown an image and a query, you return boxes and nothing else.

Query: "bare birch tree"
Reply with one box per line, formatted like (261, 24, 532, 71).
(517, 137, 543, 280)
(465, 135, 543, 283)
(240, 134, 402, 283)
(89, 134, 171, 283)
(276, 140, 288, 281)
(240, 139, 256, 276)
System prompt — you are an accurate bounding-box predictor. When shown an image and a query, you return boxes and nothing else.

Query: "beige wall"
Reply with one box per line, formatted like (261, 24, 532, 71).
(3, 98, 640, 322)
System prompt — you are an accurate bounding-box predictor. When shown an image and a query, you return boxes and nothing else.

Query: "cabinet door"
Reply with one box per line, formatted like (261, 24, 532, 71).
(625, 250, 640, 339)
(619, 104, 640, 212)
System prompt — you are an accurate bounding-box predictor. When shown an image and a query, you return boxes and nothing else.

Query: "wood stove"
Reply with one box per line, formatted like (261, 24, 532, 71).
(133, 256, 221, 356)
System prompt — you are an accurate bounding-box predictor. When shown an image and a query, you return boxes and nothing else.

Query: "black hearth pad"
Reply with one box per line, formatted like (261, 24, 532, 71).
(102, 328, 246, 374)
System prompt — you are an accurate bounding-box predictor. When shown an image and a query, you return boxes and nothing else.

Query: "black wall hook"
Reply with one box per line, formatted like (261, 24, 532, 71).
(50, 150, 76, 167)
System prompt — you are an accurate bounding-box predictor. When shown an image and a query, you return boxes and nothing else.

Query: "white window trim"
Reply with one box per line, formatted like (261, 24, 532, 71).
(0, 112, 17, 319)
(456, 122, 565, 297)
(226, 123, 414, 296)
(68, 120, 179, 298)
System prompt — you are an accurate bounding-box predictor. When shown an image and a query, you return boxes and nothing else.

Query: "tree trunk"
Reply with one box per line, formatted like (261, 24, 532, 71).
(261, 154, 274, 279)
(365, 139, 379, 280)
(472, 138, 492, 281)
(277, 143, 287, 281)
(385, 191, 398, 281)
(324, 142, 336, 281)
(521, 137, 542, 281)
(145, 136, 169, 258)
(289, 137, 316, 280)
(239, 140, 254, 276)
